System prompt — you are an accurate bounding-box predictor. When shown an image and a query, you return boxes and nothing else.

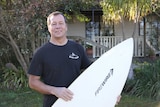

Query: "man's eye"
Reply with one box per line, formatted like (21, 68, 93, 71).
(59, 22, 64, 25)
(52, 23, 56, 26)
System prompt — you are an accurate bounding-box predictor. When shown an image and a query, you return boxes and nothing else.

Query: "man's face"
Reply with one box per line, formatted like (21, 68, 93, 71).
(48, 14, 67, 38)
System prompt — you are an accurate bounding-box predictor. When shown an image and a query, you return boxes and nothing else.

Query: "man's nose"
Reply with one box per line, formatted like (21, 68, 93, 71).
(55, 24, 61, 28)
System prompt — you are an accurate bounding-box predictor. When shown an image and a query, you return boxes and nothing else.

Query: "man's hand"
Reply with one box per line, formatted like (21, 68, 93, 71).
(116, 95, 121, 105)
(53, 87, 74, 101)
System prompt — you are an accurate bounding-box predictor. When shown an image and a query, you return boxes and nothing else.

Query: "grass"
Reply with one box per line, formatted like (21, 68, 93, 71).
(0, 88, 42, 107)
(116, 94, 160, 107)
(0, 88, 160, 107)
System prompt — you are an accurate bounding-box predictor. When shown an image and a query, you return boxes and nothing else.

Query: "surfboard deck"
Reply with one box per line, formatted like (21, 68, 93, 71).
(52, 38, 134, 107)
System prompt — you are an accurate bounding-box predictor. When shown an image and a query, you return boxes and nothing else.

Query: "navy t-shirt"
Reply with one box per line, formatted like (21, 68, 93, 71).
(28, 40, 91, 107)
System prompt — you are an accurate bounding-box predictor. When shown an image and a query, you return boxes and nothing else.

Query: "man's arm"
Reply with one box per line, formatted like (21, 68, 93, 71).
(28, 74, 73, 101)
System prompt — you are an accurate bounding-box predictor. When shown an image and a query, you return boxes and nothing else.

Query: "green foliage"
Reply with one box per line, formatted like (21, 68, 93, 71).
(55, 0, 94, 22)
(126, 60, 160, 100)
(0, 68, 28, 90)
(100, 0, 160, 23)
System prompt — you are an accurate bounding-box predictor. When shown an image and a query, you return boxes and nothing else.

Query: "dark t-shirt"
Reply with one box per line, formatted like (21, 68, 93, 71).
(28, 40, 91, 107)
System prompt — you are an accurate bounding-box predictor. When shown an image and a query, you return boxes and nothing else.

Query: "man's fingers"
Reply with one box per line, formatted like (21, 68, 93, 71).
(55, 88, 74, 101)
(62, 89, 74, 101)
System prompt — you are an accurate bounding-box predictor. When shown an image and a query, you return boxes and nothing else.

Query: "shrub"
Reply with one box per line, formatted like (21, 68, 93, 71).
(0, 67, 28, 90)
(126, 60, 160, 100)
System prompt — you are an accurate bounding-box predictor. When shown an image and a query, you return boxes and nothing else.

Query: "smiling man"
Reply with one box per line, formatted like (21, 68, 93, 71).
(28, 11, 91, 107)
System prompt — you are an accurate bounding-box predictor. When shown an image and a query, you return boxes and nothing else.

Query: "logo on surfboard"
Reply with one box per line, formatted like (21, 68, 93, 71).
(95, 68, 114, 96)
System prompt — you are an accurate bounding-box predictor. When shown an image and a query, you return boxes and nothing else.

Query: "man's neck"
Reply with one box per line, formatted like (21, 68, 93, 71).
(49, 37, 68, 46)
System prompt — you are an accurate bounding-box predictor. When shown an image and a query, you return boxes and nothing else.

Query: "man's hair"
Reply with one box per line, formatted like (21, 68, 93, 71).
(47, 11, 67, 26)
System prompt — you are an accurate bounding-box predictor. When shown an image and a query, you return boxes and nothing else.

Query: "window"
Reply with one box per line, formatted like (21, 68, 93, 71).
(100, 22, 114, 36)
(85, 15, 114, 39)
(86, 21, 100, 39)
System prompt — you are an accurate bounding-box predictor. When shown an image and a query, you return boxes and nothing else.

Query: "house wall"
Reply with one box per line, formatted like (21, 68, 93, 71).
(67, 19, 140, 39)
(67, 22, 86, 38)
(114, 20, 139, 37)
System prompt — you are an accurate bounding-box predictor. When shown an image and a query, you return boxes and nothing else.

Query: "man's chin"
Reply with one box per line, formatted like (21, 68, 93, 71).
(55, 35, 66, 38)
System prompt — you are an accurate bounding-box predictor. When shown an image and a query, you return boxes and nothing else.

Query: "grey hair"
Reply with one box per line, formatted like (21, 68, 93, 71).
(47, 11, 67, 27)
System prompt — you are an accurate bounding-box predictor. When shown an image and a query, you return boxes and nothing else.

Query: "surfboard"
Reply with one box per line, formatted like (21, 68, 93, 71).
(52, 38, 134, 107)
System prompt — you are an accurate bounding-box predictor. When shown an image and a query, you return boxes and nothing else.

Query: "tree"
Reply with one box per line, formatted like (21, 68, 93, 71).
(100, 0, 160, 38)
(0, 0, 56, 74)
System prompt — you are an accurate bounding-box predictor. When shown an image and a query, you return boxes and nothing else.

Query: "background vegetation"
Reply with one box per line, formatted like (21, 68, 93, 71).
(125, 59, 160, 100)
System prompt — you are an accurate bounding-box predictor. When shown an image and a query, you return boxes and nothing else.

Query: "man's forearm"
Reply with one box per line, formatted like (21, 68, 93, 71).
(29, 76, 55, 95)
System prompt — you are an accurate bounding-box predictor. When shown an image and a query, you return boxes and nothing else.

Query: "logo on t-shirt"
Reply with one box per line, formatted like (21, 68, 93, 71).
(69, 52, 79, 59)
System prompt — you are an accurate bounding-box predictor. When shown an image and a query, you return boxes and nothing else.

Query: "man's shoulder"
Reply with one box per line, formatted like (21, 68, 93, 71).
(68, 40, 82, 47)
(68, 40, 85, 52)
(34, 42, 50, 54)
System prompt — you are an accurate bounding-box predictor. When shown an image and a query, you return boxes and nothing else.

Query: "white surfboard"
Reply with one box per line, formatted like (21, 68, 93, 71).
(52, 38, 134, 107)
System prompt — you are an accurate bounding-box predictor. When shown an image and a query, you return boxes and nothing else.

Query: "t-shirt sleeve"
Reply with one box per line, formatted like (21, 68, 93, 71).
(79, 45, 92, 69)
(28, 50, 43, 76)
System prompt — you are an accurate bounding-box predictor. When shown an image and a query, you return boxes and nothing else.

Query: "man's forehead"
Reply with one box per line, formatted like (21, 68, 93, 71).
(50, 15, 65, 22)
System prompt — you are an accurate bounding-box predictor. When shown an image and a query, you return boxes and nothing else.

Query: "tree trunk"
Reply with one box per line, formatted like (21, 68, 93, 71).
(121, 17, 125, 40)
(0, 8, 28, 74)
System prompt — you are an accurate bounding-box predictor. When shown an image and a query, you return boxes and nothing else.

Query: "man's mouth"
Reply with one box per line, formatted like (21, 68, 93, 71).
(55, 31, 61, 34)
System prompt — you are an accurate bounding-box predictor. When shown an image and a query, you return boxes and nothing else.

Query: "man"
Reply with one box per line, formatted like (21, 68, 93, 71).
(28, 11, 91, 107)
(28, 11, 121, 107)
